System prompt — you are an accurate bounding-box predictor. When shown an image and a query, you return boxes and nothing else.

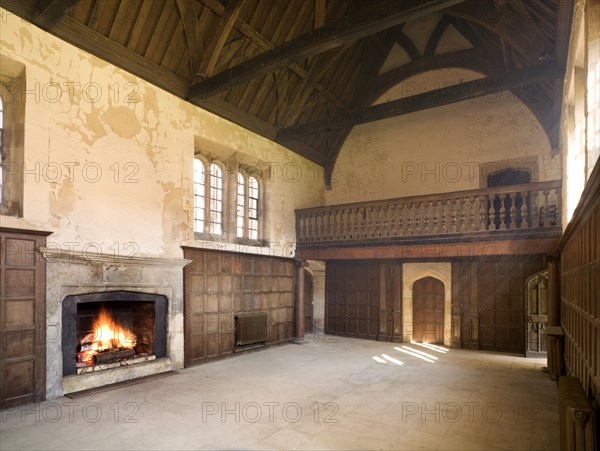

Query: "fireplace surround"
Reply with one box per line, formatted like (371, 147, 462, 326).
(40, 247, 190, 397)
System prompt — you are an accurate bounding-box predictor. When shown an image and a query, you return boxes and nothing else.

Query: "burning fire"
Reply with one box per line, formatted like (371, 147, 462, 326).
(77, 307, 137, 366)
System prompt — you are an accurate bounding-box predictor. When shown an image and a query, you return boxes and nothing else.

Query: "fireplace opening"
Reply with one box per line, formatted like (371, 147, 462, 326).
(62, 291, 167, 376)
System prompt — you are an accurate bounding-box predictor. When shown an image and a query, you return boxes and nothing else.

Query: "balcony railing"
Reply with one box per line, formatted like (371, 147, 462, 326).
(296, 181, 562, 245)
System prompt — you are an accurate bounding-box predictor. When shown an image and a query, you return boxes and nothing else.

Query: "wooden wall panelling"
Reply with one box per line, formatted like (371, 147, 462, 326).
(558, 161, 599, 401)
(0, 229, 49, 408)
(183, 248, 294, 367)
(477, 257, 546, 354)
(325, 261, 380, 340)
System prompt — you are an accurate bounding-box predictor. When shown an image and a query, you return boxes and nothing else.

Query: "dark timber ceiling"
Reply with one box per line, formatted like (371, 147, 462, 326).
(1, 0, 574, 184)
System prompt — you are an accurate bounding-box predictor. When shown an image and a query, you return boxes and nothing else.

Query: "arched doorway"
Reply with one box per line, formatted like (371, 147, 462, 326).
(304, 269, 313, 333)
(525, 270, 548, 357)
(412, 277, 445, 344)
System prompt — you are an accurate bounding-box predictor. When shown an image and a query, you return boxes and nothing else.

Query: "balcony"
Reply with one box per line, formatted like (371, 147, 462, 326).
(296, 181, 562, 259)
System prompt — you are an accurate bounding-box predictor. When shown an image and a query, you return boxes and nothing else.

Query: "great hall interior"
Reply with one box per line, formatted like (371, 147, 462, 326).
(0, 0, 598, 449)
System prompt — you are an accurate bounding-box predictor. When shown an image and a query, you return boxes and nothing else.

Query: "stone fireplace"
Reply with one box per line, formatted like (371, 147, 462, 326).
(40, 247, 190, 398)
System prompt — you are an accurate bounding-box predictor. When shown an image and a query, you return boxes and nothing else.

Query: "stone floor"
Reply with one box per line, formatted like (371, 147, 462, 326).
(1, 334, 559, 450)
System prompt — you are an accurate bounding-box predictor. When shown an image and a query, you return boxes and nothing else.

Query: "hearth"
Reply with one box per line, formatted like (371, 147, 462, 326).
(62, 291, 167, 376)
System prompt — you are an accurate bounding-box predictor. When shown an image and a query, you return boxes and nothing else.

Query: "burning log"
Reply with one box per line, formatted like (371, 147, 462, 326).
(92, 349, 135, 364)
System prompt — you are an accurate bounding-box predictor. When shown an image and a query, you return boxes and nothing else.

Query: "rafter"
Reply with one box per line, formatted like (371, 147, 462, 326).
(176, 0, 203, 77)
(197, 0, 245, 79)
(314, 0, 326, 28)
(188, 0, 465, 100)
(366, 48, 493, 101)
(424, 15, 450, 56)
(34, 0, 80, 29)
(199, 0, 349, 113)
(444, 1, 548, 59)
(394, 29, 421, 60)
(278, 62, 565, 139)
(283, 44, 351, 126)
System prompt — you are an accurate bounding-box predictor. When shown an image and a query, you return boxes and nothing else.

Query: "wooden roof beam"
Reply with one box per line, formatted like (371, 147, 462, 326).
(199, 0, 349, 113)
(188, 0, 466, 101)
(196, 0, 245, 79)
(278, 62, 565, 139)
(33, 0, 80, 29)
(176, 0, 203, 78)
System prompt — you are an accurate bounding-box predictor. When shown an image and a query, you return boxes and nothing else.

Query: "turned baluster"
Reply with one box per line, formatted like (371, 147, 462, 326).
(344, 209, 351, 239)
(469, 197, 476, 231)
(387, 206, 394, 237)
(488, 195, 496, 230)
(329, 210, 338, 240)
(423, 201, 431, 234)
(350, 208, 358, 239)
(432, 201, 439, 233)
(361, 207, 368, 238)
(305, 214, 310, 241)
(441, 200, 448, 233)
(542, 189, 550, 226)
(450, 199, 458, 233)
(374, 206, 380, 238)
(407, 203, 413, 235)
(414, 202, 422, 235)
(478, 195, 486, 231)
(499, 194, 507, 230)
(509, 192, 517, 229)
(531, 190, 540, 227)
(520, 191, 529, 228)
(398, 203, 405, 236)
(366, 207, 374, 237)
(383, 206, 391, 237)
(459, 198, 467, 232)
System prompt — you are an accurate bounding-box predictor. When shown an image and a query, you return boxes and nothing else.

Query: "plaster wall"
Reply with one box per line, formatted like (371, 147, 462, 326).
(325, 68, 561, 205)
(0, 9, 323, 259)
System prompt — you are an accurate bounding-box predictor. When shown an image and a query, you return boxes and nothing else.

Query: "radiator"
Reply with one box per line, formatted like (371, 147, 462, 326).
(235, 312, 268, 346)
(558, 376, 597, 451)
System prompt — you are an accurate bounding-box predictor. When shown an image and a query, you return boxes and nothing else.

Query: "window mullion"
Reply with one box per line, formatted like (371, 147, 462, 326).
(205, 163, 210, 235)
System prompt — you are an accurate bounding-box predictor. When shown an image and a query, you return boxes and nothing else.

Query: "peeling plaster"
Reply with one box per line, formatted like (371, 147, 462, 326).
(0, 10, 323, 259)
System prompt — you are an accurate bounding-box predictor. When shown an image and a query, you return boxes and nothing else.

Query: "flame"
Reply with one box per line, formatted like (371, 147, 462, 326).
(78, 307, 136, 365)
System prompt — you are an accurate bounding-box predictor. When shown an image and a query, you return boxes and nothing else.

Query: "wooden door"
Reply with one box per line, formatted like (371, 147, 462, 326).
(413, 277, 444, 344)
(525, 270, 548, 357)
(304, 270, 313, 333)
(0, 229, 48, 408)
